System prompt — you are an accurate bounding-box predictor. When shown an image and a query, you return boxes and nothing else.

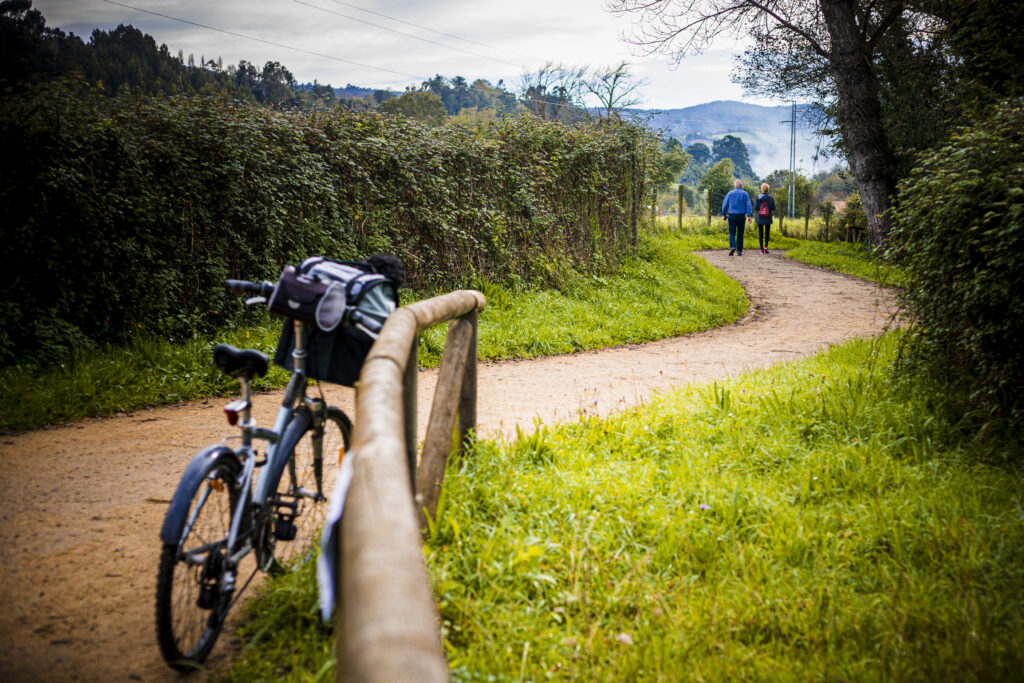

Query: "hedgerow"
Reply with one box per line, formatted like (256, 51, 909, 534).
(0, 79, 658, 364)
(888, 98, 1024, 423)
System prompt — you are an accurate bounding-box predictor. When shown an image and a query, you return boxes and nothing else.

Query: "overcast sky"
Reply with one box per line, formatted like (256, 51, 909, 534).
(31, 0, 776, 110)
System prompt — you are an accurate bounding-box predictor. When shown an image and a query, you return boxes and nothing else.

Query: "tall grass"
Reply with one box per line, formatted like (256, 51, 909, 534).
(662, 216, 905, 287)
(228, 333, 1024, 680)
(419, 233, 746, 363)
(0, 322, 288, 432)
(0, 232, 745, 432)
(784, 241, 907, 287)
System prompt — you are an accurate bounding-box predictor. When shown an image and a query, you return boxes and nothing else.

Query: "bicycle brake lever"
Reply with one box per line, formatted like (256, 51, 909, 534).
(245, 296, 267, 306)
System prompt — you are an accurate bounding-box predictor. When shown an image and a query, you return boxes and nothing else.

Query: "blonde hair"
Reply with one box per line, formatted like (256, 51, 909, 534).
(761, 183, 770, 193)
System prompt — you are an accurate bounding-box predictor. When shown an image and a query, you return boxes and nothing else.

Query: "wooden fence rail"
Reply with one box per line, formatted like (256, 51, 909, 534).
(335, 289, 486, 683)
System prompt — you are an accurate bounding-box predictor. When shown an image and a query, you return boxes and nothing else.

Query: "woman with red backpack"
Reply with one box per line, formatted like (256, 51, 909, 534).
(754, 183, 777, 254)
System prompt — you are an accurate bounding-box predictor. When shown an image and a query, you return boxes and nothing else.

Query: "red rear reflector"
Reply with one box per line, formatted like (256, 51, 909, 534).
(223, 399, 249, 426)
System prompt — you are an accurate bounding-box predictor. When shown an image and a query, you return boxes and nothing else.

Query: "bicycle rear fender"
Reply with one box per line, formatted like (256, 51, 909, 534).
(159, 445, 240, 545)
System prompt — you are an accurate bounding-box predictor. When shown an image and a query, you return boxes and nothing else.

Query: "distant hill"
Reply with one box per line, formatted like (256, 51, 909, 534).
(627, 100, 824, 178)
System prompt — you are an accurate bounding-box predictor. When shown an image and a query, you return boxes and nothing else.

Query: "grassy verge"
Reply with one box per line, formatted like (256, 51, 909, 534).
(664, 216, 903, 286)
(228, 332, 1024, 680)
(0, 233, 746, 432)
(656, 216, 802, 252)
(420, 232, 746, 363)
(784, 241, 907, 287)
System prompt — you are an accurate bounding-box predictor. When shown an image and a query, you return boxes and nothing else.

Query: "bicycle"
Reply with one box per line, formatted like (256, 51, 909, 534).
(154, 268, 391, 671)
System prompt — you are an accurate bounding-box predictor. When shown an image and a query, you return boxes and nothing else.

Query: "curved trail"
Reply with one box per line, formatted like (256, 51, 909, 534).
(0, 251, 896, 681)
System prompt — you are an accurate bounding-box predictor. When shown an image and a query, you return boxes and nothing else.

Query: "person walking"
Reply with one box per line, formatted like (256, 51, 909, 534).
(754, 183, 777, 254)
(721, 179, 753, 256)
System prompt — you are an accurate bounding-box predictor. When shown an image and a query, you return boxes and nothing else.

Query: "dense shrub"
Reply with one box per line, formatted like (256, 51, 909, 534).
(888, 98, 1024, 421)
(0, 79, 658, 365)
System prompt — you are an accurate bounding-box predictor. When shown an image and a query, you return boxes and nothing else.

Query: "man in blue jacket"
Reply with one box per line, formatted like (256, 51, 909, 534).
(720, 179, 753, 256)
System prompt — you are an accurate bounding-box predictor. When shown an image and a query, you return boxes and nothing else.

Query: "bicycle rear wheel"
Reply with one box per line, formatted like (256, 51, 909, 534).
(155, 455, 240, 670)
(270, 405, 351, 567)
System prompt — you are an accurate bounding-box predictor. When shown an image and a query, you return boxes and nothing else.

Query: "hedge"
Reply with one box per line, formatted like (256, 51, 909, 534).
(0, 79, 658, 364)
(887, 98, 1024, 422)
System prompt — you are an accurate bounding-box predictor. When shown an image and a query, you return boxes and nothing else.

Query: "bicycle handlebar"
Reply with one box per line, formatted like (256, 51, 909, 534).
(225, 279, 275, 297)
(225, 278, 384, 336)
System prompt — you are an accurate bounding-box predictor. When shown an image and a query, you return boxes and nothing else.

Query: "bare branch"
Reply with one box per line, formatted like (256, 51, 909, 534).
(585, 61, 647, 117)
(744, 0, 829, 57)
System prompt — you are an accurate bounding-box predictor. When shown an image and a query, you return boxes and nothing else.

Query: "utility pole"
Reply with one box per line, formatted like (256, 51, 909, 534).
(780, 103, 797, 220)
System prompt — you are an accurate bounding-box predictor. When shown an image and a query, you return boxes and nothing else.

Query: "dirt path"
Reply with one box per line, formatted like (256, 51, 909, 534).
(0, 251, 896, 681)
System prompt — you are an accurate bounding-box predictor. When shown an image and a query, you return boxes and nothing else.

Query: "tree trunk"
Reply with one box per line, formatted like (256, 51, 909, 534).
(820, 0, 898, 244)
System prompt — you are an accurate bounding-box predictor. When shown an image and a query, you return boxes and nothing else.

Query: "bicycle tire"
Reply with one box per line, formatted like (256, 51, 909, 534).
(155, 454, 240, 670)
(268, 405, 351, 567)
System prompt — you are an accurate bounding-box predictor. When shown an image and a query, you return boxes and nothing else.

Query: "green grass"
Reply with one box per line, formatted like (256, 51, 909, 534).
(656, 216, 802, 252)
(0, 233, 746, 433)
(663, 215, 906, 287)
(784, 241, 907, 287)
(418, 232, 746, 364)
(0, 322, 290, 433)
(227, 333, 1024, 680)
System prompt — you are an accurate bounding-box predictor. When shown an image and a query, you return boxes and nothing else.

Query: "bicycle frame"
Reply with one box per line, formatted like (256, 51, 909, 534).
(166, 319, 328, 590)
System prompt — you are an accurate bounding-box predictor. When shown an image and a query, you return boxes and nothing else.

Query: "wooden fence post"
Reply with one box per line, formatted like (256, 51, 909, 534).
(457, 308, 478, 456)
(677, 184, 684, 230)
(416, 313, 476, 527)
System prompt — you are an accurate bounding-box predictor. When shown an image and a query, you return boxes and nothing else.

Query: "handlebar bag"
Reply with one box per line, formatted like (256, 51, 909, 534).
(299, 257, 397, 336)
(266, 266, 347, 332)
(272, 257, 400, 387)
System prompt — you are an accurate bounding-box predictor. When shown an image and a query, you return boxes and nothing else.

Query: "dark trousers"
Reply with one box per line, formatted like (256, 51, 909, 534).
(758, 224, 771, 248)
(728, 214, 746, 253)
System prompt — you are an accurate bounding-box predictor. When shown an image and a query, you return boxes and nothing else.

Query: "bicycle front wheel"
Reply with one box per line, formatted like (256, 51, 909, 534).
(271, 406, 351, 566)
(155, 455, 240, 670)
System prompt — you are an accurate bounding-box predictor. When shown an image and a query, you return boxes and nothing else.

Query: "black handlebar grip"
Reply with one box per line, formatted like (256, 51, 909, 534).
(225, 279, 275, 296)
(225, 279, 259, 293)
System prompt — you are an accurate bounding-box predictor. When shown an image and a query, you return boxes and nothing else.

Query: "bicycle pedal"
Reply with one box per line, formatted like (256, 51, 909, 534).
(274, 498, 298, 511)
(274, 520, 297, 541)
(197, 582, 219, 609)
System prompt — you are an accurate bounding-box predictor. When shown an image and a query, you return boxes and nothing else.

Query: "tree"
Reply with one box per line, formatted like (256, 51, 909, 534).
(585, 61, 645, 118)
(656, 138, 689, 190)
(610, 0, 925, 244)
(519, 62, 587, 122)
(379, 91, 446, 124)
(685, 142, 711, 166)
(763, 168, 814, 219)
(817, 200, 836, 239)
(712, 134, 755, 179)
(259, 61, 295, 107)
(698, 158, 735, 217)
(939, 0, 1024, 116)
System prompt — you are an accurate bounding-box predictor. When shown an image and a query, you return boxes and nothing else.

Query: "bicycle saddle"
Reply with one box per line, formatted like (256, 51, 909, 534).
(213, 344, 270, 379)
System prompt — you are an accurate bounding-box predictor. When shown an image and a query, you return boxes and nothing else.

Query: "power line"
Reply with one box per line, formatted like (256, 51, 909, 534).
(99, 0, 425, 82)
(324, 0, 543, 64)
(98, 0, 592, 113)
(293, 0, 525, 71)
